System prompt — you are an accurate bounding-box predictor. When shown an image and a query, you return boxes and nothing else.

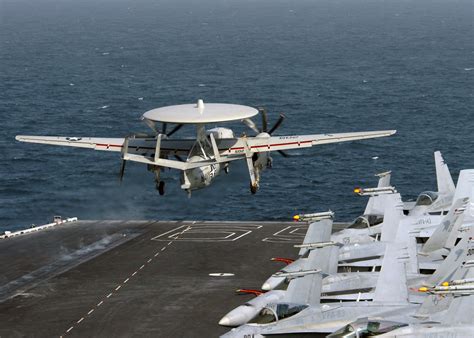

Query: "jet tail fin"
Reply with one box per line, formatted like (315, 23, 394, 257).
(285, 245, 339, 306)
(421, 198, 469, 254)
(363, 171, 392, 215)
(426, 226, 474, 286)
(379, 193, 404, 242)
(416, 227, 474, 319)
(298, 219, 332, 256)
(435, 151, 455, 196)
(373, 242, 409, 303)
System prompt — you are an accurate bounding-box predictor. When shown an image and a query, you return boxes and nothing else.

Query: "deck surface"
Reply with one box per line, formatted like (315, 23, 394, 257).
(0, 220, 347, 337)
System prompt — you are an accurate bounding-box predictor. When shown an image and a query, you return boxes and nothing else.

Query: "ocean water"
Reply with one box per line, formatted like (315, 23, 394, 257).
(0, 0, 473, 230)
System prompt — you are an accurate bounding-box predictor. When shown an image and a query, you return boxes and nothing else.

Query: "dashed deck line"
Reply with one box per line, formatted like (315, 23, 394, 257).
(60, 225, 191, 336)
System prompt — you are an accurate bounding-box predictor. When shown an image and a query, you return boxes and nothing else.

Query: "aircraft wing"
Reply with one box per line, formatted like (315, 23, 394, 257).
(242, 130, 396, 153)
(15, 135, 196, 156)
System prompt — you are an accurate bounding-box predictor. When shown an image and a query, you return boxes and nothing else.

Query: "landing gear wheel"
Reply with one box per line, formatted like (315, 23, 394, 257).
(224, 166, 230, 174)
(158, 181, 165, 195)
(250, 183, 258, 195)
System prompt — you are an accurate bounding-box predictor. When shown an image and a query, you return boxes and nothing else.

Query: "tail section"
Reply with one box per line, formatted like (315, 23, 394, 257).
(435, 151, 455, 196)
(426, 226, 474, 286)
(453, 170, 474, 201)
(363, 171, 392, 215)
(373, 242, 409, 303)
(380, 193, 404, 242)
(285, 245, 339, 306)
(298, 219, 332, 256)
(416, 226, 474, 318)
(421, 198, 469, 254)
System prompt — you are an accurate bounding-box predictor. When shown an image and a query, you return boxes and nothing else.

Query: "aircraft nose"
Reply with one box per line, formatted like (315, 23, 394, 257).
(218, 316, 231, 326)
(218, 306, 258, 326)
(261, 276, 284, 291)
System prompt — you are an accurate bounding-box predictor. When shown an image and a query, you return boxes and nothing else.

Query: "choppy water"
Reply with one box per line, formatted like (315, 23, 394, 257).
(1, 0, 473, 230)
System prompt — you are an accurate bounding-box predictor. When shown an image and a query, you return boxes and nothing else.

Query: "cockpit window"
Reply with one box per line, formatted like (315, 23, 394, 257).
(349, 214, 383, 229)
(415, 191, 439, 206)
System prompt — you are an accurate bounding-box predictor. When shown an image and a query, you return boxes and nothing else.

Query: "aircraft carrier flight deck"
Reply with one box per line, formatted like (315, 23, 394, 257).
(0, 219, 348, 337)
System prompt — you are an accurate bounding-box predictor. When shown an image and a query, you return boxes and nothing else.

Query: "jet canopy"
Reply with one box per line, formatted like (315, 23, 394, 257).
(414, 191, 439, 206)
(349, 214, 384, 229)
(327, 318, 408, 337)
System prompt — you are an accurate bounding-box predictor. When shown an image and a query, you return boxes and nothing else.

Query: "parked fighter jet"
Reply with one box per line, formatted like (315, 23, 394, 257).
(405, 151, 456, 216)
(15, 100, 396, 196)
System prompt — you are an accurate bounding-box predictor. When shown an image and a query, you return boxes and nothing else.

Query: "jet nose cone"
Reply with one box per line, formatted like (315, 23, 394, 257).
(218, 316, 231, 326)
(261, 282, 271, 291)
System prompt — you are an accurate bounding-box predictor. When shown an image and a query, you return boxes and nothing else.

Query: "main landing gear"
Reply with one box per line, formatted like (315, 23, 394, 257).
(149, 165, 166, 195)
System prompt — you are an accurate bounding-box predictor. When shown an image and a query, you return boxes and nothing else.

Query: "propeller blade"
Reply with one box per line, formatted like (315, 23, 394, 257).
(119, 136, 130, 183)
(119, 159, 126, 183)
(166, 124, 183, 137)
(243, 118, 259, 134)
(142, 117, 159, 134)
(268, 113, 285, 135)
(258, 107, 268, 133)
(174, 154, 185, 162)
(278, 150, 290, 157)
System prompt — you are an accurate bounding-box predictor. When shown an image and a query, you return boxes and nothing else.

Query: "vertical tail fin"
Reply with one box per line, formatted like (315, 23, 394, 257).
(363, 171, 392, 215)
(285, 245, 339, 306)
(453, 170, 474, 201)
(373, 242, 409, 303)
(426, 226, 474, 286)
(421, 198, 469, 254)
(380, 193, 404, 242)
(298, 219, 332, 256)
(435, 151, 455, 196)
(416, 227, 474, 318)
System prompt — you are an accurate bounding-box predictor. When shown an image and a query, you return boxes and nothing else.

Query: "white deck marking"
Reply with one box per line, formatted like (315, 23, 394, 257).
(209, 273, 235, 277)
(60, 223, 193, 336)
(262, 225, 308, 243)
(273, 226, 291, 236)
(151, 223, 261, 242)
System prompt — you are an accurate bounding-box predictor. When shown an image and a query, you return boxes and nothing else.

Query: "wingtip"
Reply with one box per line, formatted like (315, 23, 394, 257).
(15, 135, 23, 142)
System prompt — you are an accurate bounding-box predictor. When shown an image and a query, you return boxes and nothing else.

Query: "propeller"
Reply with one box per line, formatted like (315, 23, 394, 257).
(119, 136, 130, 183)
(142, 117, 183, 137)
(166, 124, 183, 137)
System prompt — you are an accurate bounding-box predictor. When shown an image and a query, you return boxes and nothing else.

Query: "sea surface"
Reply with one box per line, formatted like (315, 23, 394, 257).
(1, 0, 473, 230)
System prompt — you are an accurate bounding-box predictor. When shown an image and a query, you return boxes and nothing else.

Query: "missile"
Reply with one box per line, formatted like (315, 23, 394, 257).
(293, 210, 334, 222)
(272, 269, 321, 279)
(353, 186, 397, 196)
(294, 241, 341, 250)
(442, 277, 474, 286)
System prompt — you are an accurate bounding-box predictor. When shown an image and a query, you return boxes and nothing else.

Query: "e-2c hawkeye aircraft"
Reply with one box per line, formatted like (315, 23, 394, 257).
(15, 100, 396, 196)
